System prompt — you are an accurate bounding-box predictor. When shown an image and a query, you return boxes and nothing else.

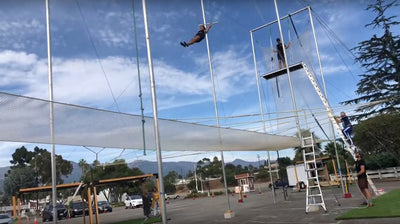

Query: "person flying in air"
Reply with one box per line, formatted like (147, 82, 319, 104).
(273, 38, 291, 69)
(180, 22, 214, 47)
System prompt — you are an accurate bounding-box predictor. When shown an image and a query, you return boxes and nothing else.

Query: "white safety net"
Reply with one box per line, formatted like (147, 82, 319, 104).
(0, 92, 300, 151)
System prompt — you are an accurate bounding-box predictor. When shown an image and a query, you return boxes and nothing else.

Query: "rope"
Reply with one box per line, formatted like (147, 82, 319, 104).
(75, 0, 120, 112)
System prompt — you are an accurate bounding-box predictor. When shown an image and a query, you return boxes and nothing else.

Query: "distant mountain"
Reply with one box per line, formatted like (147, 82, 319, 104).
(128, 160, 196, 177)
(229, 159, 269, 168)
(0, 159, 268, 191)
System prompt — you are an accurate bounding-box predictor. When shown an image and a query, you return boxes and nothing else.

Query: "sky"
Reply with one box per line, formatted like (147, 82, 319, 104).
(0, 0, 398, 169)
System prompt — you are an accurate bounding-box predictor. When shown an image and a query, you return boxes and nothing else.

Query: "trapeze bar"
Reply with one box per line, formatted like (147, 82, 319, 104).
(262, 62, 304, 80)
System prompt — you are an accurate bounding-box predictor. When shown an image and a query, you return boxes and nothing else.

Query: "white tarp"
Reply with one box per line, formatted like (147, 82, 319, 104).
(0, 92, 300, 151)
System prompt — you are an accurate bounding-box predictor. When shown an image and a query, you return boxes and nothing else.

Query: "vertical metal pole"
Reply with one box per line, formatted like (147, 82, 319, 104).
(194, 165, 199, 192)
(200, 0, 231, 214)
(131, 0, 147, 156)
(250, 31, 276, 203)
(308, 7, 345, 194)
(45, 0, 58, 223)
(273, 0, 302, 140)
(141, 1, 167, 223)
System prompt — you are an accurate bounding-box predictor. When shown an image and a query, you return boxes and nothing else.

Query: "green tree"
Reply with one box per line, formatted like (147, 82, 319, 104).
(9, 146, 34, 168)
(81, 159, 144, 202)
(163, 171, 178, 194)
(353, 113, 400, 164)
(30, 149, 73, 185)
(343, 0, 400, 118)
(3, 166, 36, 197)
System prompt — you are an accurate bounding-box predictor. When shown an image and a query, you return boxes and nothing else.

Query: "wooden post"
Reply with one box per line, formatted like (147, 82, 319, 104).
(87, 187, 93, 224)
(93, 186, 100, 224)
(331, 159, 339, 184)
(82, 191, 86, 224)
(345, 160, 353, 183)
(12, 196, 16, 219)
(17, 198, 21, 224)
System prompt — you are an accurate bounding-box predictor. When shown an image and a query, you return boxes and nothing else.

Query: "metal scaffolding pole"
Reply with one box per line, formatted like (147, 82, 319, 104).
(200, 0, 232, 217)
(249, 31, 276, 203)
(308, 7, 345, 194)
(142, 1, 167, 223)
(44, 0, 57, 223)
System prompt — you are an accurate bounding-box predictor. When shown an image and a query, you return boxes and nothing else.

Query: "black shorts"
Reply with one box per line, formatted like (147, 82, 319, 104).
(358, 177, 368, 189)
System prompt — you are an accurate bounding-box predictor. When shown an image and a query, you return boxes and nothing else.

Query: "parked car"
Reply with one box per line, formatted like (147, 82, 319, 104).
(165, 193, 180, 200)
(69, 201, 89, 217)
(124, 195, 143, 208)
(0, 213, 13, 224)
(96, 201, 112, 213)
(42, 204, 67, 222)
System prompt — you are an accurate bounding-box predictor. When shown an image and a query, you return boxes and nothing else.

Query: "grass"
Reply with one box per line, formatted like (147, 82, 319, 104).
(337, 189, 400, 220)
(113, 217, 162, 224)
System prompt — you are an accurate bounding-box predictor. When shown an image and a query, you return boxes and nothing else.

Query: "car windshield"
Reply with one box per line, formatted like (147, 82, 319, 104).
(0, 214, 10, 219)
(98, 201, 108, 206)
(130, 195, 141, 199)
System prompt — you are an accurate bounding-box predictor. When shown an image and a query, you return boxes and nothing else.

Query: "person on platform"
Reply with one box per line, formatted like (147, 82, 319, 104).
(180, 23, 214, 47)
(355, 152, 372, 207)
(273, 38, 291, 69)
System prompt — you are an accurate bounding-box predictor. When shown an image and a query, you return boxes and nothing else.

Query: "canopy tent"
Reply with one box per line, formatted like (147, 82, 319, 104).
(0, 92, 300, 151)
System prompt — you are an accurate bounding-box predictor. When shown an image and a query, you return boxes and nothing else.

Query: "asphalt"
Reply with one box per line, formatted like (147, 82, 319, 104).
(34, 179, 400, 224)
(163, 179, 400, 224)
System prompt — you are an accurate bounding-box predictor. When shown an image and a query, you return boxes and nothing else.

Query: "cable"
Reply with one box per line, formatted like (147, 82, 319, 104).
(75, 0, 121, 112)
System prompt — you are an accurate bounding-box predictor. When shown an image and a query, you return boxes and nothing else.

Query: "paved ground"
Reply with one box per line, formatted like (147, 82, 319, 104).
(33, 179, 399, 224)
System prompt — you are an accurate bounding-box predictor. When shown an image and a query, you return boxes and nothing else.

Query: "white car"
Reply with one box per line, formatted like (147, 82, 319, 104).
(0, 213, 13, 224)
(124, 195, 143, 208)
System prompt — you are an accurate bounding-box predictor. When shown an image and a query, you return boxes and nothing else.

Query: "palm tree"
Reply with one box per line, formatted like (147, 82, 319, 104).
(293, 129, 322, 162)
(78, 159, 89, 176)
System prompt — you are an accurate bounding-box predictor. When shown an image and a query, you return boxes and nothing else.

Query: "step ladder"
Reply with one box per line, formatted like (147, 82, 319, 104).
(302, 134, 327, 213)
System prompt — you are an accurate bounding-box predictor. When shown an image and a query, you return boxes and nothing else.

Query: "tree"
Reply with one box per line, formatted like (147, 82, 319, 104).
(9, 146, 34, 168)
(353, 113, 400, 164)
(30, 148, 73, 185)
(78, 159, 89, 176)
(3, 166, 37, 197)
(81, 159, 144, 202)
(343, 0, 400, 118)
(163, 171, 178, 193)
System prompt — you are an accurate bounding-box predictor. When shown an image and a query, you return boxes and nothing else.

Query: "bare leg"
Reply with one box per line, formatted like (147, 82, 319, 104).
(187, 35, 201, 46)
(278, 60, 283, 69)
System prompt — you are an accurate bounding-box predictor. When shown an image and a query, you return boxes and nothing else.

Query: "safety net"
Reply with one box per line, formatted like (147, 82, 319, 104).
(0, 92, 300, 151)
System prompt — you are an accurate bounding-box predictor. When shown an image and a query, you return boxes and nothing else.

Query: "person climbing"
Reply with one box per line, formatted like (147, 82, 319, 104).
(180, 23, 214, 47)
(273, 38, 291, 69)
(335, 111, 354, 145)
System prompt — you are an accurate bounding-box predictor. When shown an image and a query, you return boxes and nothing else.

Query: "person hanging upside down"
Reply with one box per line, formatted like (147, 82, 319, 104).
(180, 23, 214, 47)
(273, 38, 291, 69)
(335, 112, 354, 145)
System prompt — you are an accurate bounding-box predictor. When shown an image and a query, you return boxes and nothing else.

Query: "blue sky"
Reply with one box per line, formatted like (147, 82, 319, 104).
(0, 0, 397, 168)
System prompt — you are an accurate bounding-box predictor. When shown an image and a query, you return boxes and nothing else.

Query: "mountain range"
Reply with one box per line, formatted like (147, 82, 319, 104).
(0, 159, 266, 192)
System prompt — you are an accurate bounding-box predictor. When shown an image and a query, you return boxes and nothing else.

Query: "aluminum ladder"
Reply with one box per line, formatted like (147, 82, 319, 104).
(301, 63, 356, 157)
(302, 134, 327, 213)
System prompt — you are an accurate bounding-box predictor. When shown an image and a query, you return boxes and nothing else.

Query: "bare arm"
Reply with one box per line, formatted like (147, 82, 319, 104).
(285, 41, 291, 49)
(205, 23, 214, 33)
(358, 165, 366, 176)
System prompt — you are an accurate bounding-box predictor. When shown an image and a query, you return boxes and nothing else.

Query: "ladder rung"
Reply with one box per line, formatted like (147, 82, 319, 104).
(308, 185, 320, 188)
(308, 194, 322, 197)
(304, 152, 315, 156)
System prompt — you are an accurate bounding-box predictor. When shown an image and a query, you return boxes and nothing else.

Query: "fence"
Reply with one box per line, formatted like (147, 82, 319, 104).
(366, 167, 400, 179)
